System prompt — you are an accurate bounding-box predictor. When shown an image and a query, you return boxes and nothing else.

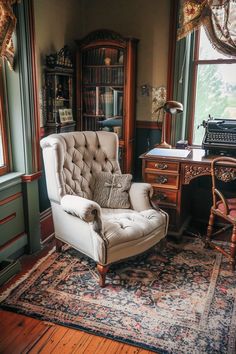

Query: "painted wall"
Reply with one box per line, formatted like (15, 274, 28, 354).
(33, 0, 170, 209)
(34, 0, 170, 124)
(34, 0, 85, 125)
(80, 0, 170, 122)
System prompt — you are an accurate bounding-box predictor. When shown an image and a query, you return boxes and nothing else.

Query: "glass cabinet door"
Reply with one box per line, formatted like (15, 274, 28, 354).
(76, 29, 138, 173)
(45, 71, 73, 125)
(82, 47, 124, 138)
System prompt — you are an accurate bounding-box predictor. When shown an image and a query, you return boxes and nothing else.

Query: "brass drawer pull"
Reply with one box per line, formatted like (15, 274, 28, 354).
(154, 163, 168, 170)
(156, 176, 168, 184)
(153, 193, 167, 201)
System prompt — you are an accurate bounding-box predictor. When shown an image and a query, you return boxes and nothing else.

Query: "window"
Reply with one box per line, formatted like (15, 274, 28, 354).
(0, 60, 9, 176)
(190, 28, 236, 145)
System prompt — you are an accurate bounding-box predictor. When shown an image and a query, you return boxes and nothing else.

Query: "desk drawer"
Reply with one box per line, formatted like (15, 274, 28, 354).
(146, 160, 179, 173)
(145, 173, 179, 189)
(152, 188, 178, 206)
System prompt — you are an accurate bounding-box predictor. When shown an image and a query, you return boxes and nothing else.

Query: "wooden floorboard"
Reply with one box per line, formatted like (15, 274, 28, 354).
(0, 239, 155, 354)
(0, 310, 154, 353)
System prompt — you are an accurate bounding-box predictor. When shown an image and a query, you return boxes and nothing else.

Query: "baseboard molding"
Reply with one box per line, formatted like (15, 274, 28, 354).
(41, 232, 55, 246)
(40, 207, 55, 244)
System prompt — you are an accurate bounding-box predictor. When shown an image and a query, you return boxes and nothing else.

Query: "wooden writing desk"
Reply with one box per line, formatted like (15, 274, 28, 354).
(140, 148, 221, 237)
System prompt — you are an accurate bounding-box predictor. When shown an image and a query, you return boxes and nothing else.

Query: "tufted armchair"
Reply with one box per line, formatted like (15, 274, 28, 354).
(40, 131, 168, 286)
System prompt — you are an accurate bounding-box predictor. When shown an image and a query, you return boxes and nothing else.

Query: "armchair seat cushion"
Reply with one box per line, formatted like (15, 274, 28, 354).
(102, 208, 167, 248)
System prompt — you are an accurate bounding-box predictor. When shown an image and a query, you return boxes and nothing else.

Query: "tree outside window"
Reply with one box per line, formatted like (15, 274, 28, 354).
(191, 28, 236, 145)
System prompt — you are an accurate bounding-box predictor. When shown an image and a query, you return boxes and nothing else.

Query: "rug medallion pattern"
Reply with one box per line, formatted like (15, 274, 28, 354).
(1, 237, 236, 353)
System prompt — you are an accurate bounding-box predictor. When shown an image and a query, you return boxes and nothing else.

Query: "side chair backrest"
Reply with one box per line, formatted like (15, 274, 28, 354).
(210, 156, 236, 210)
(40, 131, 121, 203)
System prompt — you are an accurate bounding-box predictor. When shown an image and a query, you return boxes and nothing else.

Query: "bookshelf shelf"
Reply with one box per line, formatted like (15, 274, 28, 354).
(83, 65, 124, 68)
(82, 85, 124, 88)
(76, 29, 138, 173)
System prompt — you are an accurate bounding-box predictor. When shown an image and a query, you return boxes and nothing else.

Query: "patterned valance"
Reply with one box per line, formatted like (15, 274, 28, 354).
(177, 0, 236, 57)
(0, 0, 19, 70)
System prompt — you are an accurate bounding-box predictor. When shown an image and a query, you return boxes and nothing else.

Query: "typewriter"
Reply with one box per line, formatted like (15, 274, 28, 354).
(202, 118, 236, 155)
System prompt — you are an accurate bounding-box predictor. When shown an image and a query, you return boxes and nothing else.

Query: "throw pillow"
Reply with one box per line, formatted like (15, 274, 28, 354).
(93, 172, 132, 208)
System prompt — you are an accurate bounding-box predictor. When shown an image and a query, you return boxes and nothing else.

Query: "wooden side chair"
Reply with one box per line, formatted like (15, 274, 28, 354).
(206, 156, 236, 270)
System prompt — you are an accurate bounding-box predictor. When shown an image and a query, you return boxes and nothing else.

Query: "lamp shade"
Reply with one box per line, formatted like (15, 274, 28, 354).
(163, 100, 183, 115)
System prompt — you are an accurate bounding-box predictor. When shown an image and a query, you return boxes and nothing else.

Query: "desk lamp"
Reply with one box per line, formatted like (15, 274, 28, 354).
(155, 100, 183, 149)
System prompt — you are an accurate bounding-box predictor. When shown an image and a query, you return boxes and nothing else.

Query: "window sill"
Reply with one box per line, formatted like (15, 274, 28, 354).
(0, 172, 24, 191)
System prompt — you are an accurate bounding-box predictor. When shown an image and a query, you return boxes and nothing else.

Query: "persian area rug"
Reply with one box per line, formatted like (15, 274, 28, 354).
(1, 237, 236, 354)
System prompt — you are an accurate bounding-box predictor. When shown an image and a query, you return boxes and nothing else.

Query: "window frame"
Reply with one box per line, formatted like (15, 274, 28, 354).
(0, 63, 9, 176)
(188, 29, 236, 146)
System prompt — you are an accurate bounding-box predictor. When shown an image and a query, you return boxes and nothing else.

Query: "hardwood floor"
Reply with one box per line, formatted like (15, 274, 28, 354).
(0, 241, 155, 354)
(0, 310, 155, 353)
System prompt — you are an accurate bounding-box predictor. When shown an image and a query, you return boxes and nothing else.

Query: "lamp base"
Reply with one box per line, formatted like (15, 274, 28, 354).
(154, 141, 172, 149)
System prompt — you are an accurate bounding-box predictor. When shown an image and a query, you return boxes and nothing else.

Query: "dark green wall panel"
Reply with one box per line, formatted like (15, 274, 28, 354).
(134, 127, 161, 181)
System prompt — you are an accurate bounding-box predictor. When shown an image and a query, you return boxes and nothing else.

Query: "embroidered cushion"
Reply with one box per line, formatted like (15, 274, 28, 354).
(93, 172, 132, 208)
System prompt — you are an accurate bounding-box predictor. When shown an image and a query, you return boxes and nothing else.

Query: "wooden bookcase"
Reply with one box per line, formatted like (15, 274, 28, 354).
(43, 47, 76, 135)
(75, 29, 138, 173)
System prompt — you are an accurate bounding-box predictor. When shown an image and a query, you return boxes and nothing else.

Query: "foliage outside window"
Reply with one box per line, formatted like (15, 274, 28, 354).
(0, 60, 9, 175)
(191, 28, 236, 146)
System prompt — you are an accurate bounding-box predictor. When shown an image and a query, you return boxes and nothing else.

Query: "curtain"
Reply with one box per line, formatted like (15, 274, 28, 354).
(177, 0, 236, 57)
(0, 0, 18, 70)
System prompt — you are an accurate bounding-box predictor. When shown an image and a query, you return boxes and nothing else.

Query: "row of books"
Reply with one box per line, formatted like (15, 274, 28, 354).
(83, 66, 124, 86)
(82, 48, 123, 66)
(82, 117, 123, 138)
(83, 89, 123, 117)
(83, 116, 99, 131)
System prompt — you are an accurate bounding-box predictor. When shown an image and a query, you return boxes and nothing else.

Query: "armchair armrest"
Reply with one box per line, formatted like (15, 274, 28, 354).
(61, 195, 102, 233)
(129, 182, 154, 211)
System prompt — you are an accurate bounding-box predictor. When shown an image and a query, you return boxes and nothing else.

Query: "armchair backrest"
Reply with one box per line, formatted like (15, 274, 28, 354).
(40, 131, 121, 203)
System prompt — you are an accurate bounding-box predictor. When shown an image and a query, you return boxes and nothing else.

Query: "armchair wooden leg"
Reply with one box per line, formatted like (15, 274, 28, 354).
(230, 225, 236, 271)
(56, 239, 64, 252)
(97, 264, 109, 287)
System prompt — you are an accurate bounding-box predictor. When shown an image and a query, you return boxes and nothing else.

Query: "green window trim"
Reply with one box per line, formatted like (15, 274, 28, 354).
(171, 32, 196, 146)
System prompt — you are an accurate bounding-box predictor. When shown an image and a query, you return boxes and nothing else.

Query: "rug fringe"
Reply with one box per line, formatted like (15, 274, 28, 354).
(0, 247, 56, 303)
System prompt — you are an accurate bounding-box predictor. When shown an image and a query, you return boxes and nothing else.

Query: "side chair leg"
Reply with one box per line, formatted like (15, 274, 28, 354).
(230, 225, 236, 271)
(97, 264, 109, 288)
(206, 212, 215, 248)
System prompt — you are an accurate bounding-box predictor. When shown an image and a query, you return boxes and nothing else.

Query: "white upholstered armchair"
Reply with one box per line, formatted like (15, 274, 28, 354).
(40, 131, 168, 286)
